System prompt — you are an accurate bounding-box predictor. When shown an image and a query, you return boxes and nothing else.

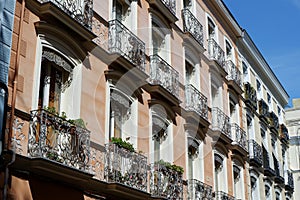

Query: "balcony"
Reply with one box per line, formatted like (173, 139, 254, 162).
(258, 99, 269, 123)
(208, 38, 226, 74)
(187, 179, 213, 200)
(225, 60, 242, 93)
(244, 83, 257, 110)
(215, 191, 235, 200)
(30, 0, 94, 40)
(285, 170, 294, 191)
(185, 84, 208, 125)
(104, 143, 148, 192)
(268, 111, 279, 134)
(263, 149, 276, 177)
(149, 162, 183, 199)
(182, 9, 204, 50)
(149, 55, 180, 105)
(248, 140, 263, 167)
(231, 123, 248, 154)
(147, 0, 177, 23)
(108, 20, 146, 72)
(28, 109, 90, 171)
(279, 124, 289, 143)
(211, 108, 231, 143)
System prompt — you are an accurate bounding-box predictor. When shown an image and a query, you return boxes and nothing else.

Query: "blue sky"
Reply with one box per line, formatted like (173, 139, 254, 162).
(223, 0, 300, 107)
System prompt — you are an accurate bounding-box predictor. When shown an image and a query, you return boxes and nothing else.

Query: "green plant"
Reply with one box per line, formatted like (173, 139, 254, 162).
(156, 159, 184, 174)
(61, 111, 67, 119)
(111, 137, 135, 152)
(44, 106, 58, 115)
(68, 118, 87, 129)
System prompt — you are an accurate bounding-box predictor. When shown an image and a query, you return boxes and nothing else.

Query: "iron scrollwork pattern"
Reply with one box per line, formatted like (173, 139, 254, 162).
(208, 38, 225, 70)
(28, 109, 90, 171)
(187, 179, 213, 200)
(212, 107, 231, 139)
(37, 0, 93, 30)
(231, 123, 248, 152)
(149, 54, 180, 99)
(104, 143, 148, 192)
(248, 139, 263, 166)
(182, 9, 204, 47)
(161, 0, 176, 15)
(185, 84, 208, 120)
(108, 20, 146, 71)
(225, 60, 242, 88)
(215, 191, 235, 200)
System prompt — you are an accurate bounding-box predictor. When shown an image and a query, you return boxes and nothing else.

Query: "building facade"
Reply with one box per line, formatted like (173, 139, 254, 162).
(0, 0, 294, 199)
(286, 99, 300, 200)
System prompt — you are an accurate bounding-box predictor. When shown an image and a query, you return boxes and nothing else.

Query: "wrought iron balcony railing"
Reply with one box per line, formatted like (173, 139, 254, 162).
(274, 158, 284, 184)
(244, 83, 257, 110)
(231, 123, 248, 152)
(258, 99, 269, 120)
(28, 109, 90, 171)
(161, 0, 176, 15)
(211, 108, 231, 139)
(187, 179, 213, 200)
(208, 38, 226, 70)
(182, 9, 204, 47)
(149, 54, 179, 99)
(248, 140, 263, 167)
(215, 191, 235, 200)
(268, 111, 279, 132)
(104, 143, 148, 192)
(185, 84, 208, 120)
(149, 163, 183, 199)
(37, 0, 93, 30)
(285, 170, 294, 191)
(279, 124, 289, 142)
(108, 20, 146, 71)
(225, 60, 242, 88)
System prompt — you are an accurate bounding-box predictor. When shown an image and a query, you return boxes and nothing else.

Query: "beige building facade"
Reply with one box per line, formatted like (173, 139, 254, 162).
(0, 0, 294, 199)
(285, 99, 300, 200)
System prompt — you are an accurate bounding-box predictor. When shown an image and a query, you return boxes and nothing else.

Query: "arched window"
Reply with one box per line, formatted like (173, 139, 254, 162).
(233, 160, 244, 200)
(214, 151, 227, 193)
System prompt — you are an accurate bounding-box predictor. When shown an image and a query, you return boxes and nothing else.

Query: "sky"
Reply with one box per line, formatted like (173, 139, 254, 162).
(223, 0, 300, 108)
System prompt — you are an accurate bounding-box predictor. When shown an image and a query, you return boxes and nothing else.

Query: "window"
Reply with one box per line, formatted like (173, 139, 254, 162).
(108, 86, 135, 141)
(233, 163, 244, 200)
(187, 137, 201, 180)
(229, 96, 239, 124)
(247, 113, 254, 139)
(38, 48, 73, 113)
(265, 185, 271, 200)
(225, 40, 233, 61)
(256, 79, 262, 100)
(250, 173, 260, 200)
(275, 191, 280, 200)
(152, 108, 173, 162)
(242, 61, 249, 83)
(183, 0, 192, 9)
(267, 93, 273, 111)
(214, 152, 227, 192)
(151, 21, 169, 61)
(207, 17, 216, 40)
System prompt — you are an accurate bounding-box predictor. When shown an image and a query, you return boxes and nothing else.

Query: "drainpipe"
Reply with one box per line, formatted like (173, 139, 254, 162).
(3, 0, 25, 199)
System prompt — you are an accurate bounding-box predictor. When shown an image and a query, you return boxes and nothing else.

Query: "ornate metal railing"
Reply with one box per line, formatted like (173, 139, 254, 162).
(37, 0, 93, 30)
(182, 9, 204, 47)
(104, 143, 147, 192)
(274, 158, 284, 184)
(226, 60, 242, 88)
(258, 99, 269, 120)
(268, 111, 279, 131)
(244, 83, 257, 110)
(208, 38, 225, 70)
(211, 108, 231, 139)
(28, 109, 90, 171)
(149, 163, 183, 199)
(108, 20, 146, 71)
(248, 140, 263, 166)
(149, 54, 179, 98)
(215, 191, 235, 200)
(231, 123, 248, 152)
(161, 0, 176, 15)
(185, 84, 208, 120)
(285, 170, 294, 191)
(187, 179, 213, 200)
(279, 124, 289, 142)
